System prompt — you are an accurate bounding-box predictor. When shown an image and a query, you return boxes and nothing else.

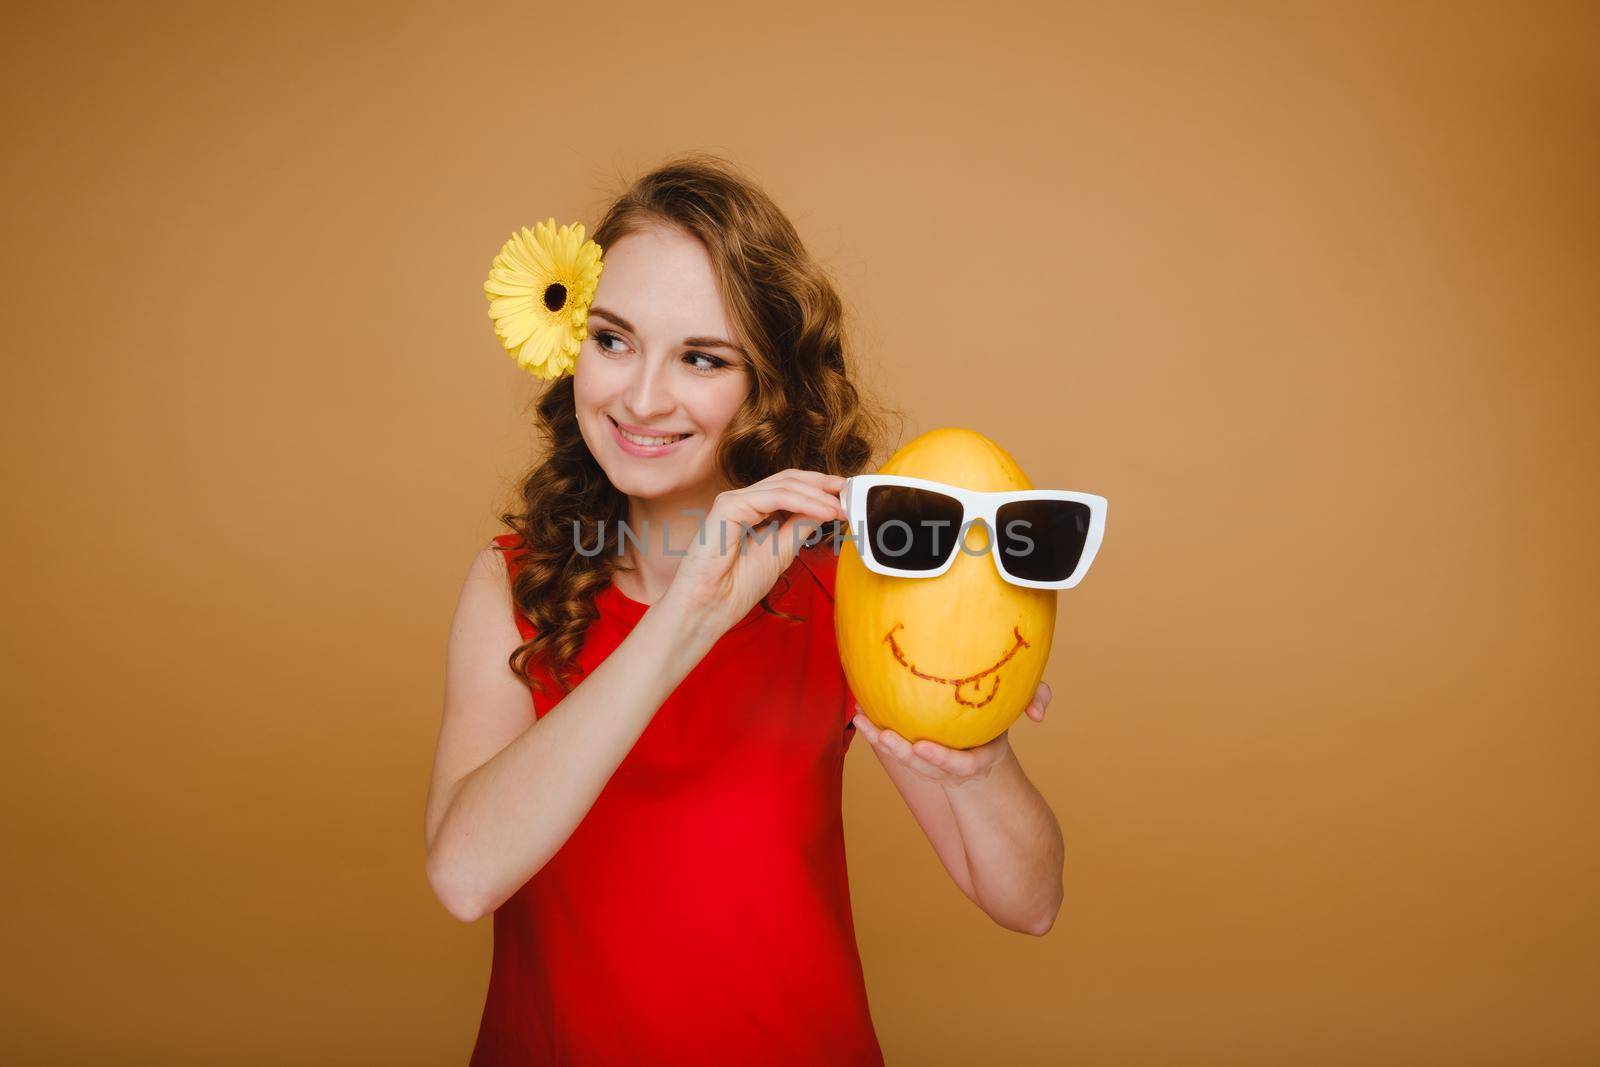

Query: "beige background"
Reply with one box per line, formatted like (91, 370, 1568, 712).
(3, 2, 1596, 1063)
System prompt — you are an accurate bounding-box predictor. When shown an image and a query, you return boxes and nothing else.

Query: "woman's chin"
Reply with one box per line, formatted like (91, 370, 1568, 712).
(606, 465, 683, 498)
(611, 465, 723, 505)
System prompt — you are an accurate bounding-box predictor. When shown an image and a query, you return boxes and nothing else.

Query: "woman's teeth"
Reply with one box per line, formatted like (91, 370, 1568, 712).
(619, 427, 689, 447)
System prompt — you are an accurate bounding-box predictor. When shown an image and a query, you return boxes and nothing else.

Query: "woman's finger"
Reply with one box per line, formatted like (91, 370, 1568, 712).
(874, 728, 949, 778)
(760, 469, 846, 494)
(717, 485, 843, 524)
(910, 739, 983, 777)
(746, 472, 845, 511)
(852, 712, 881, 746)
(708, 493, 841, 546)
(1022, 682, 1051, 722)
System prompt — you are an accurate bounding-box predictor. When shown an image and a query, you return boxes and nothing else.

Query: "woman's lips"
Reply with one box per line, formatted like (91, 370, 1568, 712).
(608, 415, 692, 457)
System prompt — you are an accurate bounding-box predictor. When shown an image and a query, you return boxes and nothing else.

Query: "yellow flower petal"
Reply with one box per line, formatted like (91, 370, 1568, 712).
(482, 217, 605, 379)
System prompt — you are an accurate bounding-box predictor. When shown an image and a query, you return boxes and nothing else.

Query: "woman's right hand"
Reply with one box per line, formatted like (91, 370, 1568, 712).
(663, 468, 847, 637)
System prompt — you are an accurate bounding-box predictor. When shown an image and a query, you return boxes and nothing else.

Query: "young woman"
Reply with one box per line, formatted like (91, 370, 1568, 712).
(426, 154, 1064, 1066)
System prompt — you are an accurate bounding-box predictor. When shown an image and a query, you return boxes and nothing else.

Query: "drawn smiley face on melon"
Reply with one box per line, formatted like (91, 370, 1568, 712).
(836, 428, 1055, 750)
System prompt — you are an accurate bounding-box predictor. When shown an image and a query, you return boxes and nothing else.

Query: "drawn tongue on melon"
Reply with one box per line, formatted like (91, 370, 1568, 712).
(954, 673, 1001, 708)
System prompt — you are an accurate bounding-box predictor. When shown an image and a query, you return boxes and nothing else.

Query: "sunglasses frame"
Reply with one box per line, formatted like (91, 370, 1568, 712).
(838, 474, 1108, 590)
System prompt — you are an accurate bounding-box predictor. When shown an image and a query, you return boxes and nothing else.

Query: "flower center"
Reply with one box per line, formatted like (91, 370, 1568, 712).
(542, 283, 568, 313)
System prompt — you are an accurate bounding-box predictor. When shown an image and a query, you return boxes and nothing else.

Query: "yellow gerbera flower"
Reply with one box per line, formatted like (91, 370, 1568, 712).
(483, 218, 604, 379)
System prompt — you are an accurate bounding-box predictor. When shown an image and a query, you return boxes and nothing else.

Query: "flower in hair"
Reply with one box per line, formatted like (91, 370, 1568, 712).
(483, 218, 604, 379)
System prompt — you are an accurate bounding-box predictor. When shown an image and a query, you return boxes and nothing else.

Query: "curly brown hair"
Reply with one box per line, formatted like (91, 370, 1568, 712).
(497, 152, 899, 698)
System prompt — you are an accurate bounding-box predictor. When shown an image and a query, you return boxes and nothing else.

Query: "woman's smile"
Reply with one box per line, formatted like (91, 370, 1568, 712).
(607, 414, 694, 457)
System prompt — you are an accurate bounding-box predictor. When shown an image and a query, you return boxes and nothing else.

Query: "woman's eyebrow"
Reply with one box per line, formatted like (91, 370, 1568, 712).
(589, 306, 747, 357)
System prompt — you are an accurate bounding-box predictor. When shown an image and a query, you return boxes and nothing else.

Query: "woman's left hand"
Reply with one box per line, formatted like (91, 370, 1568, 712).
(850, 681, 1053, 787)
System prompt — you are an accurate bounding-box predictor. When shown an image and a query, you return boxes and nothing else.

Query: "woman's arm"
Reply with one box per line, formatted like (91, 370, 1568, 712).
(424, 469, 848, 923)
(851, 686, 1064, 935)
(862, 737, 977, 901)
(939, 740, 1064, 935)
(423, 544, 723, 922)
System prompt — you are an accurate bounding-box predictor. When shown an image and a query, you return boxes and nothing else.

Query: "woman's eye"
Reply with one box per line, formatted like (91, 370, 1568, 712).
(593, 330, 626, 354)
(684, 351, 727, 372)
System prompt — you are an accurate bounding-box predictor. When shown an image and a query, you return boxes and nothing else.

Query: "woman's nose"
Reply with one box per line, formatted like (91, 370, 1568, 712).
(623, 358, 675, 421)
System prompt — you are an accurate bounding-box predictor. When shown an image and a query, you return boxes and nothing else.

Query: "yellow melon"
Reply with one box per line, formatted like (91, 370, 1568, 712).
(836, 427, 1056, 749)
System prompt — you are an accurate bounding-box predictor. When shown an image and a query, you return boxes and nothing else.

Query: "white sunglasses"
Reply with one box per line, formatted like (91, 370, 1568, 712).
(837, 474, 1108, 590)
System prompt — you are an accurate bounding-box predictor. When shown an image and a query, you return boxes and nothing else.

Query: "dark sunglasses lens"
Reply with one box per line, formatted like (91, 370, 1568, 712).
(996, 500, 1091, 582)
(865, 485, 964, 571)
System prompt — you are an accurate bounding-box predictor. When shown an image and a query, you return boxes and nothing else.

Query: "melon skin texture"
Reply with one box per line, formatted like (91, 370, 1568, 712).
(836, 428, 1056, 750)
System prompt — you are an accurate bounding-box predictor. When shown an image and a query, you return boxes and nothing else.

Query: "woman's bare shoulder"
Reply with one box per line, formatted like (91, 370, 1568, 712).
(447, 541, 521, 655)
(476, 538, 513, 580)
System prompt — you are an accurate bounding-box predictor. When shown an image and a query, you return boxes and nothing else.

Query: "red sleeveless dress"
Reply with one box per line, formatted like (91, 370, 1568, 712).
(469, 535, 883, 1067)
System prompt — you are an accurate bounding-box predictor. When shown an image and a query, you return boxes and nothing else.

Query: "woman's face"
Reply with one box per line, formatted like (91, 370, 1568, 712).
(574, 222, 751, 503)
